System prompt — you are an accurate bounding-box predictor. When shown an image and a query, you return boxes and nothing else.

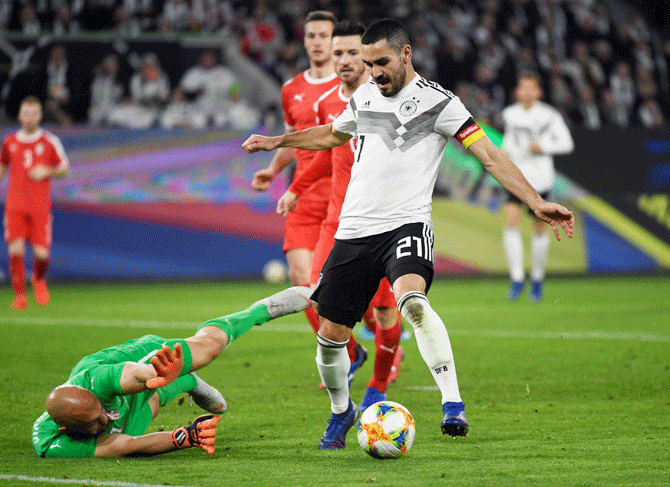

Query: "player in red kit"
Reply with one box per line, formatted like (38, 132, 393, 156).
(275, 22, 403, 413)
(1, 96, 69, 310)
(252, 11, 367, 384)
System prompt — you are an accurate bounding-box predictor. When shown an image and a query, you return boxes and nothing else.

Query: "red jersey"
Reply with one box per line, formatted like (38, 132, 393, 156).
(281, 70, 339, 215)
(1, 129, 67, 212)
(289, 84, 354, 224)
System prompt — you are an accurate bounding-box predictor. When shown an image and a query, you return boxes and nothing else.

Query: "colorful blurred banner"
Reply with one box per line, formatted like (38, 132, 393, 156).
(0, 125, 667, 279)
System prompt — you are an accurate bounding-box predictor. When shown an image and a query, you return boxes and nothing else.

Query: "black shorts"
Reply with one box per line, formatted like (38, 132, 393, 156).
(505, 190, 552, 218)
(312, 222, 435, 328)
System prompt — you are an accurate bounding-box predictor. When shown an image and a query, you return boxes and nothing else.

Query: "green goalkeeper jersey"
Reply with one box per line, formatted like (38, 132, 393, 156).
(32, 335, 192, 458)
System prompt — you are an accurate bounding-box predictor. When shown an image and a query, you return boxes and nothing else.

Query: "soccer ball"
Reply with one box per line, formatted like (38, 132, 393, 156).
(357, 401, 415, 459)
(262, 259, 287, 284)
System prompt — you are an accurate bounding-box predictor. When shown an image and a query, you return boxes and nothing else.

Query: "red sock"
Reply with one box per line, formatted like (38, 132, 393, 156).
(368, 318, 401, 393)
(304, 306, 321, 334)
(347, 335, 359, 363)
(362, 304, 376, 332)
(9, 255, 26, 297)
(33, 257, 50, 281)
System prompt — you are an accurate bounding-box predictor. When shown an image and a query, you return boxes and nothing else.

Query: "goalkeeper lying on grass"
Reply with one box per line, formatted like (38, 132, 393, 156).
(32, 286, 313, 458)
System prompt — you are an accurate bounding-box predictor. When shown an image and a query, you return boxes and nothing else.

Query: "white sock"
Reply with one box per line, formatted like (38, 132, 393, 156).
(531, 232, 550, 282)
(398, 292, 462, 404)
(316, 334, 351, 414)
(503, 226, 524, 282)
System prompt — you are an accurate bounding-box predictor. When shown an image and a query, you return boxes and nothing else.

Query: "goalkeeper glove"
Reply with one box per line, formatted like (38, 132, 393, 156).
(171, 414, 220, 455)
(147, 343, 184, 389)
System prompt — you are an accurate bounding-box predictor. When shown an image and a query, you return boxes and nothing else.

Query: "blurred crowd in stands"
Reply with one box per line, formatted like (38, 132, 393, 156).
(1, 0, 669, 130)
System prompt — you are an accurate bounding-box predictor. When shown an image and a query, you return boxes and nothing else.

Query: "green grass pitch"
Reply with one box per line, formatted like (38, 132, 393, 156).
(0, 277, 668, 487)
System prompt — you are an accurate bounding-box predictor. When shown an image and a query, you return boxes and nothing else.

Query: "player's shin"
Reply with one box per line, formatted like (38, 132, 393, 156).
(397, 292, 462, 404)
(316, 333, 351, 413)
(157, 374, 197, 406)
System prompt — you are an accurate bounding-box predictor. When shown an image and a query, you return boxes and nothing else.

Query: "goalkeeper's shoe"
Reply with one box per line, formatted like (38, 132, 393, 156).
(318, 399, 359, 450)
(10, 294, 28, 311)
(252, 286, 313, 319)
(189, 373, 227, 414)
(172, 414, 220, 455)
(441, 401, 469, 437)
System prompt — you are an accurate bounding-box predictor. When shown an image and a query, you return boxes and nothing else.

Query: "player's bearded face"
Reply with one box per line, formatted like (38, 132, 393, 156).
(19, 103, 42, 132)
(332, 36, 367, 85)
(363, 41, 407, 97)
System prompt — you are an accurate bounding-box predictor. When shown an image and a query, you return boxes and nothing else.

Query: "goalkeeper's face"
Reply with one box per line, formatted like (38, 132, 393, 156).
(46, 385, 109, 437)
(60, 401, 109, 437)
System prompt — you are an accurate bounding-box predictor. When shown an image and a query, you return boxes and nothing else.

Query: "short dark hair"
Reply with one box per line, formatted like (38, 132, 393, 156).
(361, 18, 410, 53)
(518, 71, 542, 86)
(20, 96, 41, 108)
(332, 20, 366, 39)
(305, 10, 337, 25)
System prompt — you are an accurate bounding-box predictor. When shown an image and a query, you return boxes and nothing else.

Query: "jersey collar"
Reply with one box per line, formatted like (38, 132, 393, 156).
(16, 128, 44, 143)
(303, 70, 337, 85)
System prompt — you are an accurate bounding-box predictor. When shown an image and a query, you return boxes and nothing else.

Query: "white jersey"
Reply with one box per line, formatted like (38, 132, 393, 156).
(332, 74, 479, 239)
(501, 101, 574, 193)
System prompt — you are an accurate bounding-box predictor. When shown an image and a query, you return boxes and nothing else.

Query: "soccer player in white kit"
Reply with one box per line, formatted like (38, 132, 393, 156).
(501, 73, 574, 302)
(243, 19, 575, 448)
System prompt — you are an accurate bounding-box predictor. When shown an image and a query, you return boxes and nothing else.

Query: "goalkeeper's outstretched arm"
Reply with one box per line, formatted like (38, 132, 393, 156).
(94, 415, 220, 457)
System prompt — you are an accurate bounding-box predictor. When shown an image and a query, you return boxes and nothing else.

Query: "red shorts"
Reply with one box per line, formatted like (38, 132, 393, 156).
(310, 218, 338, 285)
(283, 182, 329, 253)
(4, 209, 52, 248)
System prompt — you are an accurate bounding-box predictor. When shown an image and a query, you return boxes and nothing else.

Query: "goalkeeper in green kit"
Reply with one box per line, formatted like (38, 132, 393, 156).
(32, 286, 313, 458)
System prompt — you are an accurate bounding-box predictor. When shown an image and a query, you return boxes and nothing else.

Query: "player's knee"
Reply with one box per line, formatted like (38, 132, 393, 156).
(397, 292, 430, 330)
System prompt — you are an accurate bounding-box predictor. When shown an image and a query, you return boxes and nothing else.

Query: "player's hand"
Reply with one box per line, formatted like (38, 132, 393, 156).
(146, 343, 184, 389)
(28, 165, 52, 181)
(171, 414, 220, 455)
(534, 203, 574, 241)
(243, 134, 280, 154)
(276, 190, 299, 216)
(251, 167, 275, 191)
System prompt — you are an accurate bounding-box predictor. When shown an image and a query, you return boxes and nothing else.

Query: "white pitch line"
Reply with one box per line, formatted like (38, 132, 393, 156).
(0, 475, 195, 487)
(1, 316, 669, 343)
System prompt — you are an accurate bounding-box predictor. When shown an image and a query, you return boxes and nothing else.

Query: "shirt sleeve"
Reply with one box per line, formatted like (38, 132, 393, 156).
(281, 84, 294, 129)
(45, 133, 69, 167)
(332, 97, 357, 137)
(0, 140, 8, 166)
(434, 96, 484, 148)
(537, 110, 574, 155)
(288, 148, 333, 197)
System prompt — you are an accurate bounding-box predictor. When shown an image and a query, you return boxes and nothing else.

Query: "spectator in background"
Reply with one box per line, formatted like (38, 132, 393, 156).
(108, 53, 170, 128)
(569, 85, 602, 130)
(239, 2, 284, 73)
(180, 50, 240, 126)
(20, 4, 41, 35)
(609, 61, 636, 127)
(160, 88, 208, 129)
(52, 3, 80, 35)
(638, 97, 666, 128)
(216, 83, 261, 130)
(44, 45, 72, 126)
(88, 54, 124, 126)
(159, 0, 190, 32)
(114, 3, 142, 36)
